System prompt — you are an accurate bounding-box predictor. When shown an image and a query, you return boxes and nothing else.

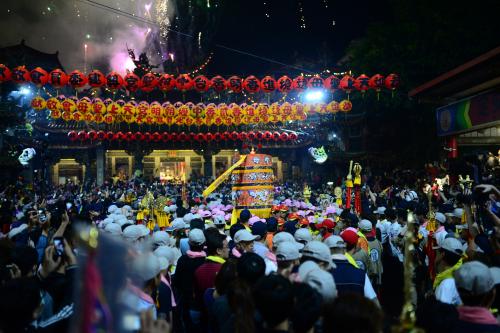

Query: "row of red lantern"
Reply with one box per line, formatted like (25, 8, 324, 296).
(1, 64, 400, 94)
(68, 130, 300, 142)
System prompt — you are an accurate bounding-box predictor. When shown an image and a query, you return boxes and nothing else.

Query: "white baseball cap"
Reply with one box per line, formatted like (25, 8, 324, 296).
(275, 241, 302, 261)
(434, 237, 463, 256)
(189, 229, 206, 245)
(435, 212, 446, 224)
(373, 207, 386, 215)
(454, 261, 495, 295)
(234, 230, 258, 243)
(302, 241, 335, 269)
(294, 228, 313, 243)
(131, 252, 161, 281)
(152, 231, 171, 246)
(324, 235, 346, 249)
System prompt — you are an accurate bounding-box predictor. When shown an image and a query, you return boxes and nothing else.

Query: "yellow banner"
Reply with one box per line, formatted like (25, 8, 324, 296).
(202, 155, 247, 197)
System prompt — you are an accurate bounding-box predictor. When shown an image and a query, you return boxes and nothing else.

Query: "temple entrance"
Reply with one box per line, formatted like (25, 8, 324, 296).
(156, 161, 186, 182)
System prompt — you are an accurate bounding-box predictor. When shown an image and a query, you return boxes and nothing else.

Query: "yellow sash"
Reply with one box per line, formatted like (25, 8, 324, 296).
(433, 258, 463, 290)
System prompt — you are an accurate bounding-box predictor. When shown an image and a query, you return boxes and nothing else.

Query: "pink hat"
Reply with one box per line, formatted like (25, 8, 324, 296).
(248, 215, 266, 226)
(199, 210, 212, 218)
(284, 199, 292, 206)
(325, 206, 337, 215)
(224, 213, 232, 221)
(307, 216, 315, 223)
(292, 200, 300, 207)
(299, 202, 309, 209)
(297, 210, 306, 217)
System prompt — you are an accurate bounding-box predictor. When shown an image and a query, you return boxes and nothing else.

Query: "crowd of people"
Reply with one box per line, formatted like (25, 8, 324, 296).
(0, 152, 499, 333)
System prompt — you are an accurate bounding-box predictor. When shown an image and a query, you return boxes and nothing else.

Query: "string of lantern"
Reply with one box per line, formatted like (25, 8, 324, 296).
(67, 130, 302, 143)
(1, 64, 400, 96)
(32, 97, 353, 126)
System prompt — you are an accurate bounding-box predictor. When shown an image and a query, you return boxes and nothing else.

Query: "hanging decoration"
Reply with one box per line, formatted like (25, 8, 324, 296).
(68, 70, 88, 88)
(29, 67, 49, 87)
(308, 146, 328, 164)
(0, 64, 398, 97)
(243, 76, 260, 93)
(67, 130, 303, 143)
(36, 97, 353, 125)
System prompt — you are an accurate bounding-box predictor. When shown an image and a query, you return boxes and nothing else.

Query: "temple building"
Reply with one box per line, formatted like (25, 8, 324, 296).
(0, 41, 370, 185)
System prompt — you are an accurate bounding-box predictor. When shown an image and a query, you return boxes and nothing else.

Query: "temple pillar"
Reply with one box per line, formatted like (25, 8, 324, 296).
(96, 147, 105, 186)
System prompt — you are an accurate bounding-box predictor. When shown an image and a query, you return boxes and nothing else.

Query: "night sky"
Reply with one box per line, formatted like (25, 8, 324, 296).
(0, 0, 389, 76)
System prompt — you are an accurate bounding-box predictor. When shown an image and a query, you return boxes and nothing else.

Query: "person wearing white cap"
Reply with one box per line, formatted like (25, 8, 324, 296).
(374, 207, 391, 244)
(152, 231, 171, 249)
(294, 228, 312, 245)
(154, 250, 177, 322)
(123, 225, 149, 243)
(107, 204, 118, 214)
(433, 237, 464, 306)
(272, 232, 304, 251)
(231, 229, 258, 258)
(104, 222, 122, 236)
(454, 261, 500, 331)
(276, 241, 302, 279)
(358, 219, 383, 288)
(298, 260, 338, 302)
(123, 252, 162, 320)
(325, 234, 379, 304)
(301, 241, 335, 270)
(433, 212, 448, 246)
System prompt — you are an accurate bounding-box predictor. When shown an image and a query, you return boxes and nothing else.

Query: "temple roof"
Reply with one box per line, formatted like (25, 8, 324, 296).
(0, 40, 64, 71)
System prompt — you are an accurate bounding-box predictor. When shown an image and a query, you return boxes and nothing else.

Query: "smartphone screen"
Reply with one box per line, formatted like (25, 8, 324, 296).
(53, 237, 64, 257)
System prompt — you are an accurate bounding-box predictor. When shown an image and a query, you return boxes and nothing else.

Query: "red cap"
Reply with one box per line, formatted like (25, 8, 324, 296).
(288, 213, 299, 221)
(279, 204, 289, 212)
(299, 218, 310, 226)
(318, 218, 335, 229)
(340, 229, 359, 246)
(272, 205, 280, 212)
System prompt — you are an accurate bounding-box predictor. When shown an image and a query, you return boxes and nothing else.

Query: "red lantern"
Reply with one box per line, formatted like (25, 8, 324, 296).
(124, 72, 141, 92)
(141, 73, 158, 92)
(135, 132, 144, 141)
(385, 73, 400, 91)
(97, 131, 106, 141)
(243, 76, 260, 93)
(157, 74, 175, 92)
(221, 131, 230, 141)
(105, 131, 115, 141)
(88, 131, 98, 141)
(125, 131, 133, 142)
(289, 132, 298, 141)
(339, 75, 355, 94)
(227, 76, 243, 93)
(143, 132, 152, 142)
(214, 133, 222, 142)
(292, 76, 307, 92)
(263, 131, 272, 141)
(280, 133, 289, 141)
(106, 71, 124, 90)
(255, 131, 264, 141)
(277, 76, 293, 93)
(307, 75, 324, 89)
(0, 64, 12, 82)
(211, 76, 226, 93)
(193, 75, 211, 92)
(161, 132, 170, 142)
(230, 131, 239, 141)
(193, 133, 202, 142)
(87, 70, 106, 88)
(247, 131, 256, 140)
(366, 74, 383, 92)
(68, 131, 77, 141)
(78, 131, 88, 141)
(238, 132, 247, 141)
(325, 75, 340, 91)
(205, 133, 214, 142)
(152, 132, 161, 142)
(354, 74, 370, 93)
(176, 74, 193, 91)
(115, 131, 125, 141)
(12, 66, 31, 84)
(29, 67, 49, 86)
(170, 133, 178, 141)
(68, 70, 87, 88)
(260, 76, 277, 93)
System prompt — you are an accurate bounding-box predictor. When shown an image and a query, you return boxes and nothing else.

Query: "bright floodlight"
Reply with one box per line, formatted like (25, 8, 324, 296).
(304, 89, 324, 102)
(20, 87, 31, 95)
